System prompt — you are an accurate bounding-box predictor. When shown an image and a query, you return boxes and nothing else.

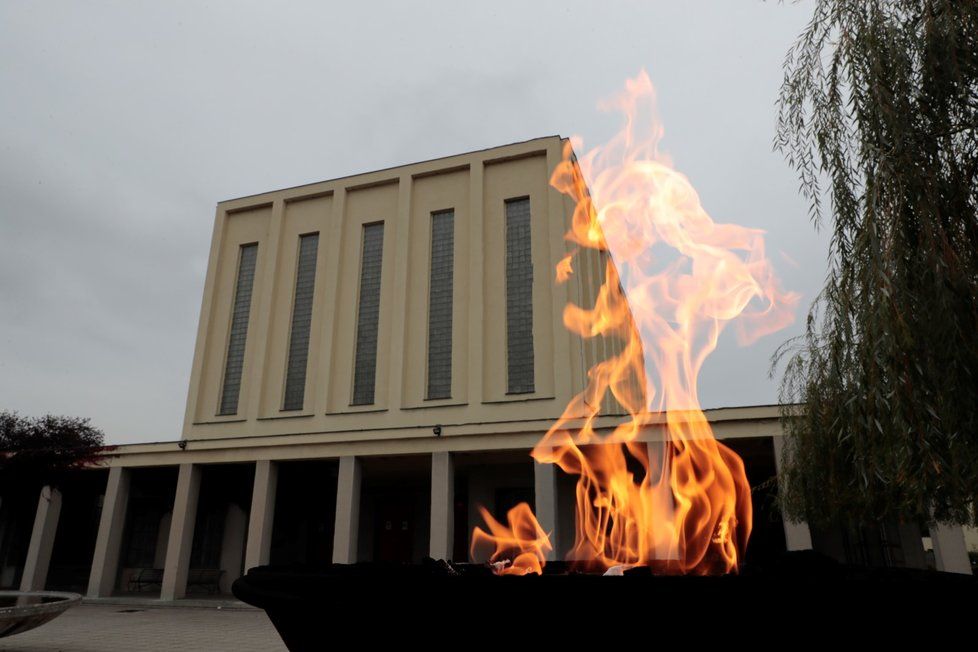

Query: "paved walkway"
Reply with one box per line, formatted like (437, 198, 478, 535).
(0, 603, 287, 651)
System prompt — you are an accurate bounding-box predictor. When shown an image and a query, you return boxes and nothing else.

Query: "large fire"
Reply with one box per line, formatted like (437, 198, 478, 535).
(471, 71, 798, 575)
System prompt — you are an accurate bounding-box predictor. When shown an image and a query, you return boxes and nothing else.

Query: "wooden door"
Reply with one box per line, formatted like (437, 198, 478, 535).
(375, 494, 415, 563)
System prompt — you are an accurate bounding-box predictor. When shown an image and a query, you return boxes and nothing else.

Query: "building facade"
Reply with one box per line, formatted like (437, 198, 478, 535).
(1, 136, 972, 601)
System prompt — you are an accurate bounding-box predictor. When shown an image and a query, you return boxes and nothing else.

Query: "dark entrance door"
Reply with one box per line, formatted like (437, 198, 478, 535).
(374, 494, 415, 564)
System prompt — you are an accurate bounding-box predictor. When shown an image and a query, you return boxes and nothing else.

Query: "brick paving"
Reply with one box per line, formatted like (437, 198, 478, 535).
(0, 603, 287, 651)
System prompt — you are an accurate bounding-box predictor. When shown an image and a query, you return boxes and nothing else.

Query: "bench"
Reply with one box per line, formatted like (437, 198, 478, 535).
(187, 568, 224, 595)
(127, 568, 164, 593)
(46, 564, 91, 592)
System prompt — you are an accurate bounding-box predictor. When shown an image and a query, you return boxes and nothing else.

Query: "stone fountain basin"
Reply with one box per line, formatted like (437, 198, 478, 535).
(0, 591, 81, 639)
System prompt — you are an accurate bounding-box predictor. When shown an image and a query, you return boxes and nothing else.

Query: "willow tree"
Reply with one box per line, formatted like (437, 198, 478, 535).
(774, 0, 978, 530)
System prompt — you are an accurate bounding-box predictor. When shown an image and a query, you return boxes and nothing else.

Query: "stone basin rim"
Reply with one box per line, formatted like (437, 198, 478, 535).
(0, 591, 82, 617)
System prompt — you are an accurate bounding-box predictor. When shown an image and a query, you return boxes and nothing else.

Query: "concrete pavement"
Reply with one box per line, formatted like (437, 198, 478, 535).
(0, 603, 286, 651)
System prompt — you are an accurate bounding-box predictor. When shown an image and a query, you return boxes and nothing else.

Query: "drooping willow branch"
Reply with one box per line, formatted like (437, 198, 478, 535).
(773, 0, 978, 528)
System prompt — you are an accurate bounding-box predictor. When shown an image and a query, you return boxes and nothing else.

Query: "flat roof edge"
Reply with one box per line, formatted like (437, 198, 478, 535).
(104, 404, 792, 451)
(219, 134, 567, 205)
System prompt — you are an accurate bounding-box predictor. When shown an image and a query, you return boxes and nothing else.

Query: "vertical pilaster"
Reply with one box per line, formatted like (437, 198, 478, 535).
(534, 457, 559, 561)
(387, 175, 413, 409)
(87, 467, 131, 597)
(161, 464, 201, 600)
(183, 205, 229, 432)
(429, 452, 454, 561)
(545, 140, 576, 404)
(772, 435, 814, 551)
(332, 456, 362, 564)
(467, 163, 485, 402)
(19, 486, 62, 591)
(245, 198, 286, 424)
(314, 188, 347, 414)
(244, 460, 278, 571)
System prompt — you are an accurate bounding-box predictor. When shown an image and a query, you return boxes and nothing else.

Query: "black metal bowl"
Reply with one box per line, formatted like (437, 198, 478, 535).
(233, 553, 975, 650)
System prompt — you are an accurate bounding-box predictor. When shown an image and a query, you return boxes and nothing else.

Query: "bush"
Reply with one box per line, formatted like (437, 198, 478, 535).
(0, 411, 109, 492)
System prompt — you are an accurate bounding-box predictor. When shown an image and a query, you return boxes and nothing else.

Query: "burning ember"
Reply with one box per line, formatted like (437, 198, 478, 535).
(472, 71, 798, 575)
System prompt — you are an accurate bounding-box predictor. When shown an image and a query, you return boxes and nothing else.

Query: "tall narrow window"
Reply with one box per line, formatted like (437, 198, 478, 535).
(219, 243, 258, 415)
(282, 233, 319, 411)
(505, 198, 535, 394)
(426, 211, 454, 400)
(352, 223, 384, 405)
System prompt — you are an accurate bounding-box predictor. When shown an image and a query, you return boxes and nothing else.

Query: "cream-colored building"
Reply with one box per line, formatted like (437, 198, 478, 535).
(0, 137, 971, 601)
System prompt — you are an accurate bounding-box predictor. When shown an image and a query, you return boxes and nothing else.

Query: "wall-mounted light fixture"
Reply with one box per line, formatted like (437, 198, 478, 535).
(432, 425, 442, 437)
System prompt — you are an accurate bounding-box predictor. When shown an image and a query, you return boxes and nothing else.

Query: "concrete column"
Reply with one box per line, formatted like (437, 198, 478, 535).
(429, 452, 454, 561)
(895, 522, 928, 570)
(332, 456, 362, 564)
(771, 435, 814, 551)
(932, 523, 972, 575)
(161, 464, 201, 600)
(219, 504, 247, 593)
(87, 467, 131, 597)
(534, 458, 559, 561)
(19, 486, 62, 591)
(154, 513, 171, 568)
(0, 497, 7, 581)
(244, 460, 278, 571)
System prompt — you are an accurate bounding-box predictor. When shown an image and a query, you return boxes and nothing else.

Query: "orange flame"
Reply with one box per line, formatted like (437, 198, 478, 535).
(470, 503, 552, 575)
(473, 71, 797, 575)
(556, 251, 576, 283)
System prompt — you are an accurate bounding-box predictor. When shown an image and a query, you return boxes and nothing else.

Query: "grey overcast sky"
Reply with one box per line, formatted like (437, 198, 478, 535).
(0, 1, 827, 445)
